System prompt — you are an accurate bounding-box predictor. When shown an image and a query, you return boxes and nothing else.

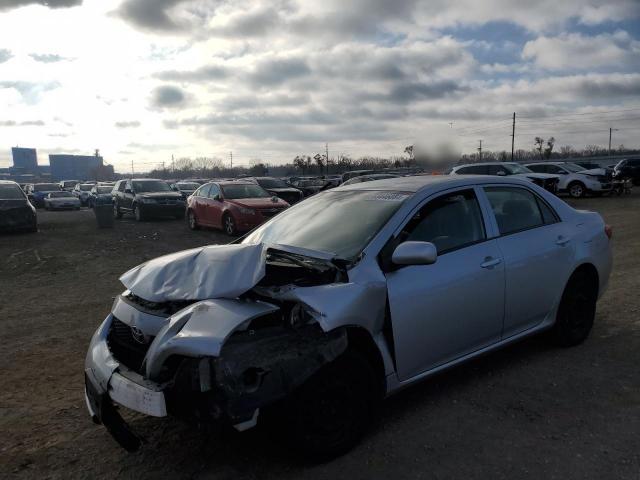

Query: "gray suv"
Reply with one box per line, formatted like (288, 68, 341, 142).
(112, 179, 185, 221)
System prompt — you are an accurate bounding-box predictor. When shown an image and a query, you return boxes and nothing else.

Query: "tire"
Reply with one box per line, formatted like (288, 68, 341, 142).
(568, 181, 586, 198)
(134, 204, 144, 222)
(113, 202, 123, 219)
(223, 213, 237, 236)
(187, 210, 199, 230)
(283, 350, 378, 461)
(550, 270, 597, 347)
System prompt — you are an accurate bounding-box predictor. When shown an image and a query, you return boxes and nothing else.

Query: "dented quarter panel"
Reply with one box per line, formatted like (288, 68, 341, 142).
(144, 299, 279, 379)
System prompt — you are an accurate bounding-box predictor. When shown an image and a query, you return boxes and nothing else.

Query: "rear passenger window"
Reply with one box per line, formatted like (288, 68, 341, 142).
(402, 189, 486, 254)
(457, 165, 488, 175)
(485, 187, 546, 235)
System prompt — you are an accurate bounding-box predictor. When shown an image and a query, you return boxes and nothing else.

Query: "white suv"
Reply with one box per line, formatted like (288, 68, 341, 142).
(524, 162, 612, 198)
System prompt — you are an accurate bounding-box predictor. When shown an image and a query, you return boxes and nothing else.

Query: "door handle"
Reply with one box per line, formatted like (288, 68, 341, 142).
(480, 257, 501, 268)
(556, 236, 570, 246)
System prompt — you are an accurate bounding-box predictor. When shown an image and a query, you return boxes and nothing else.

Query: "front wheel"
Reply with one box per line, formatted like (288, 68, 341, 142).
(134, 204, 144, 222)
(113, 203, 123, 219)
(223, 213, 237, 236)
(283, 350, 378, 460)
(550, 270, 597, 347)
(187, 210, 199, 230)
(568, 181, 586, 198)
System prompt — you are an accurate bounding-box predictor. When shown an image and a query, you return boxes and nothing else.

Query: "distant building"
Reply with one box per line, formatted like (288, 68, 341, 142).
(12, 147, 38, 173)
(49, 154, 107, 181)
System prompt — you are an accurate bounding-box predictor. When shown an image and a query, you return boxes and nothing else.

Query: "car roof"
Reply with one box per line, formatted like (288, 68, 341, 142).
(215, 181, 256, 186)
(454, 162, 519, 168)
(334, 174, 532, 194)
(0, 180, 20, 185)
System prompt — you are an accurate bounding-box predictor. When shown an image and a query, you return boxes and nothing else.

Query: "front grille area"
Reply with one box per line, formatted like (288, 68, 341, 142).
(107, 318, 154, 373)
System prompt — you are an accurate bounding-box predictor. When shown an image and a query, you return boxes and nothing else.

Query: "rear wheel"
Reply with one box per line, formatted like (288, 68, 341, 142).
(187, 210, 199, 230)
(283, 350, 378, 460)
(568, 181, 586, 198)
(550, 270, 597, 347)
(223, 213, 237, 236)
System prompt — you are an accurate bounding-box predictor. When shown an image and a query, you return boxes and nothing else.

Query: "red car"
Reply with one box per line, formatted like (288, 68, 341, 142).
(186, 181, 290, 235)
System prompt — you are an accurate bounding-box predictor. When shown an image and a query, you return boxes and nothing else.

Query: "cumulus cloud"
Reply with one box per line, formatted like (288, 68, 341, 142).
(523, 31, 640, 70)
(116, 0, 219, 33)
(115, 120, 141, 128)
(0, 49, 13, 63)
(0, 0, 81, 11)
(29, 53, 72, 63)
(151, 85, 186, 108)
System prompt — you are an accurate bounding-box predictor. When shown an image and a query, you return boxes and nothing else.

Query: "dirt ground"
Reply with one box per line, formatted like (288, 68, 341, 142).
(1, 193, 639, 480)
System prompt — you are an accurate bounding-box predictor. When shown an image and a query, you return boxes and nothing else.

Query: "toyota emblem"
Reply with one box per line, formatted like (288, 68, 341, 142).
(130, 326, 147, 344)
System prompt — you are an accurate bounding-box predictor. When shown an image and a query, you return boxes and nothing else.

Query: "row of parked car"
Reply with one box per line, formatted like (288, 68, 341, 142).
(2, 158, 637, 234)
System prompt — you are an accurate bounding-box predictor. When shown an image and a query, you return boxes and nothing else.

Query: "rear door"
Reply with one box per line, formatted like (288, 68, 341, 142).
(385, 187, 505, 381)
(481, 185, 575, 337)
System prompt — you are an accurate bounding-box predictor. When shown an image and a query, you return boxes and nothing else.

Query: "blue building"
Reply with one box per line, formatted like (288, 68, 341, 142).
(11, 147, 38, 173)
(49, 154, 105, 181)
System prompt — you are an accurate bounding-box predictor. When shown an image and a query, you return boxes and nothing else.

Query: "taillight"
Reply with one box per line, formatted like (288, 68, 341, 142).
(604, 224, 613, 240)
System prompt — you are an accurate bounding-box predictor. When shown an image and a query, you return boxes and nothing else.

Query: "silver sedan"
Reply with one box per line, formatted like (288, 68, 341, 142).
(85, 175, 612, 459)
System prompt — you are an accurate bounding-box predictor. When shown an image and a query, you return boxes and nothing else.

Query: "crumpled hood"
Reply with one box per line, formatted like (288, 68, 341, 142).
(120, 243, 266, 302)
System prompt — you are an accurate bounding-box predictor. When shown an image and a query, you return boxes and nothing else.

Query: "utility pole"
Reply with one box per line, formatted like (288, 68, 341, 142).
(230, 151, 233, 169)
(325, 143, 329, 174)
(131, 159, 134, 177)
(161, 160, 165, 179)
(511, 112, 516, 161)
(171, 154, 175, 172)
(609, 128, 619, 156)
(478, 140, 482, 161)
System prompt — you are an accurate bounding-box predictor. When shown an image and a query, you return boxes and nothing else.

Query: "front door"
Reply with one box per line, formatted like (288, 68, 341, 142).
(385, 188, 505, 381)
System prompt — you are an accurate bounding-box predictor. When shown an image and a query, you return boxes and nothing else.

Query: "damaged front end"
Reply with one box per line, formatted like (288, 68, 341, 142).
(84, 242, 381, 452)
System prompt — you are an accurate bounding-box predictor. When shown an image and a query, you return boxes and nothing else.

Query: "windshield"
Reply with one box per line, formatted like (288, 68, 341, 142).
(80, 184, 93, 191)
(97, 186, 113, 193)
(257, 178, 288, 189)
(222, 184, 270, 199)
(0, 184, 25, 199)
(243, 190, 409, 260)
(132, 180, 171, 193)
(505, 164, 533, 174)
(49, 192, 73, 198)
(177, 183, 199, 190)
(33, 184, 60, 192)
(564, 163, 587, 172)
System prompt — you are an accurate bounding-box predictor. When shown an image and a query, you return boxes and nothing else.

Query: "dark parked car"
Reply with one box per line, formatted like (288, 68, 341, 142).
(170, 181, 200, 199)
(0, 180, 37, 232)
(613, 157, 640, 185)
(288, 178, 327, 197)
(112, 179, 186, 221)
(251, 177, 303, 204)
(88, 184, 116, 208)
(186, 181, 289, 235)
(26, 183, 62, 207)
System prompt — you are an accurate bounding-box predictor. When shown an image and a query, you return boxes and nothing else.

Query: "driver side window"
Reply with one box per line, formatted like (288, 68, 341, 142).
(401, 189, 486, 254)
(208, 184, 220, 198)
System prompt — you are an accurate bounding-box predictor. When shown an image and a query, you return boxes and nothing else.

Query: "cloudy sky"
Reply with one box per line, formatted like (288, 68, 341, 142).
(1, 0, 639, 171)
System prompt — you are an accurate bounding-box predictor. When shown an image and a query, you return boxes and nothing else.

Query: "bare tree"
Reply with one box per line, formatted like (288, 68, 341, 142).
(534, 137, 545, 160)
(544, 137, 555, 159)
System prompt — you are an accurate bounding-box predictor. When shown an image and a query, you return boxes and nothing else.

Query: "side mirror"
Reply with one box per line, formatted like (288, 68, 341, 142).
(213, 194, 222, 201)
(125, 188, 132, 194)
(392, 241, 438, 266)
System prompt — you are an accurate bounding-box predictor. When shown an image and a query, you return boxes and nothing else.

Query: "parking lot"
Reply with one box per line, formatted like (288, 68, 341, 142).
(1, 192, 639, 479)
